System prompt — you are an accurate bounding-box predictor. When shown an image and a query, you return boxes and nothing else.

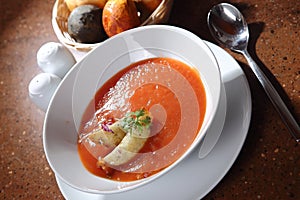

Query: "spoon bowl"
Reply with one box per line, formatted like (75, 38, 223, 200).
(208, 3, 248, 51)
(207, 3, 300, 142)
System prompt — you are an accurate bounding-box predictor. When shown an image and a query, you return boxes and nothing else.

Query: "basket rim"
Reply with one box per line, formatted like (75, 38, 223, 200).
(52, 0, 173, 51)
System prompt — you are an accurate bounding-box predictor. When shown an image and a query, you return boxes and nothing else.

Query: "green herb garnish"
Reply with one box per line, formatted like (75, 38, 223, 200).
(120, 108, 152, 133)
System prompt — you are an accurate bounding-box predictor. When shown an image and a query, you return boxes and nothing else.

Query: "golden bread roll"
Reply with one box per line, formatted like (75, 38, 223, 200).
(102, 0, 140, 37)
(65, 0, 108, 11)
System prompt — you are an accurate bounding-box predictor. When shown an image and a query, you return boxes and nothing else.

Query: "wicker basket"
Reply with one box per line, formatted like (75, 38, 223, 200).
(52, 0, 174, 52)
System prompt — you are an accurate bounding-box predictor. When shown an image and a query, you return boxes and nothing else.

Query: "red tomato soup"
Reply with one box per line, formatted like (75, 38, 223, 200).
(78, 57, 206, 181)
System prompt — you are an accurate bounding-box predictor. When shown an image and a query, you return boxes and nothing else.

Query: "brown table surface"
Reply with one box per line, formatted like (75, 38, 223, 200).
(1, 0, 299, 199)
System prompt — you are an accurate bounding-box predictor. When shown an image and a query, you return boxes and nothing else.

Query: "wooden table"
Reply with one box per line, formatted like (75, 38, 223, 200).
(1, 0, 299, 199)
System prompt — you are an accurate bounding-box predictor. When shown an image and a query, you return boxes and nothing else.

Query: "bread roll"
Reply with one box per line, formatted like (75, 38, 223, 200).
(102, 0, 140, 37)
(65, 0, 108, 11)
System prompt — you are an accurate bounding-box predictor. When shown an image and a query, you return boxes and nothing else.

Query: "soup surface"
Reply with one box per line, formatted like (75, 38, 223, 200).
(78, 57, 206, 181)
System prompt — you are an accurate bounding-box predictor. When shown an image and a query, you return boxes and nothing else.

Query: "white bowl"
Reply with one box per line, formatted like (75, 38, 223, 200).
(43, 25, 221, 194)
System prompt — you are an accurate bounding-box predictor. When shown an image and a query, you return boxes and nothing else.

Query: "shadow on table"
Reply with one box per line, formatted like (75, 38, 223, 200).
(1, 0, 33, 34)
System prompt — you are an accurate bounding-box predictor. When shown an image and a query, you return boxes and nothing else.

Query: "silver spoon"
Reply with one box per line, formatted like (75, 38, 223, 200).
(207, 3, 300, 142)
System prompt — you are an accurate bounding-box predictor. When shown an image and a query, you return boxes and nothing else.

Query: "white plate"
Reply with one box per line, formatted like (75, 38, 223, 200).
(55, 41, 252, 200)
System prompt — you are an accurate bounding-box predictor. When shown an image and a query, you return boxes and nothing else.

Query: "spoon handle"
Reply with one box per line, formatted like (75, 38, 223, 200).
(241, 50, 300, 142)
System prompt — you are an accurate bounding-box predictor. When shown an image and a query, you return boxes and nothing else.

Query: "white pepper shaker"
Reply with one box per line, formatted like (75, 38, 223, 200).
(28, 73, 61, 112)
(37, 42, 76, 78)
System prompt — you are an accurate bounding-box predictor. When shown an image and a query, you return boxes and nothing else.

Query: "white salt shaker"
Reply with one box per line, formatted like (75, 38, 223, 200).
(37, 42, 76, 78)
(28, 73, 61, 112)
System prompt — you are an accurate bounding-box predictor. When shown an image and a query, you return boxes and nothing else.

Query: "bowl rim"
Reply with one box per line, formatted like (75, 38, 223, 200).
(43, 24, 222, 194)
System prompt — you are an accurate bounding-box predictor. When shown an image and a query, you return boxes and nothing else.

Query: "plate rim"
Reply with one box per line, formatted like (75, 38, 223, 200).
(54, 41, 252, 200)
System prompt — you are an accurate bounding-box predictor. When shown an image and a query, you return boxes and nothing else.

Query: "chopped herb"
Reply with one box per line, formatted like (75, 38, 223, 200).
(120, 108, 152, 133)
